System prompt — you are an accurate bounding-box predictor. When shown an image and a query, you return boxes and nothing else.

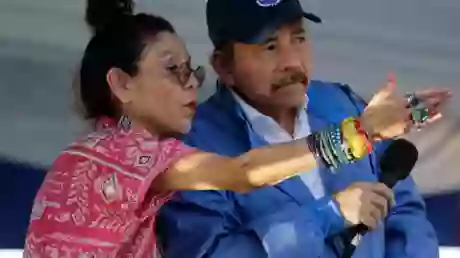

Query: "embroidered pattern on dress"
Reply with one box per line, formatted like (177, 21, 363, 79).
(24, 117, 196, 258)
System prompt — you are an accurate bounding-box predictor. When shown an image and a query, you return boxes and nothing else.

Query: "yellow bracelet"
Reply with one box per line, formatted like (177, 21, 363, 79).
(341, 118, 371, 159)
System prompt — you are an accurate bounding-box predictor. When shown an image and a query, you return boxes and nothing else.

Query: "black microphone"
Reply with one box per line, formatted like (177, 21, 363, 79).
(340, 139, 419, 258)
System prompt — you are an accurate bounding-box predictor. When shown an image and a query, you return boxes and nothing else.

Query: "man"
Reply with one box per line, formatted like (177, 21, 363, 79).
(158, 0, 449, 257)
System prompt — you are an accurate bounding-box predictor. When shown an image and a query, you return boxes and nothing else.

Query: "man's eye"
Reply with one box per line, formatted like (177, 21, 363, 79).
(296, 36, 306, 43)
(265, 44, 276, 51)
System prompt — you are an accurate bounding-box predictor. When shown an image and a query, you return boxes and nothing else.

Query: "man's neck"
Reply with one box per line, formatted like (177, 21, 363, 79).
(230, 88, 300, 136)
(252, 104, 298, 136)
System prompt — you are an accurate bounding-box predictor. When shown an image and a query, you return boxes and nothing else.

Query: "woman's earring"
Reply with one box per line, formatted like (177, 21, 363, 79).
(118, 115, 132, 131)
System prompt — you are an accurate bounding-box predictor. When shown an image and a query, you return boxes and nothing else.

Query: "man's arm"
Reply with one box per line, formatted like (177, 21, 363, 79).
(157, 189, 346, 258)
(374, 141, 439, 258)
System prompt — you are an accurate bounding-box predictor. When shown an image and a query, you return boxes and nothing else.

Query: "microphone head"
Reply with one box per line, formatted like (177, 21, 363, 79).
(379, 139, 418, 188)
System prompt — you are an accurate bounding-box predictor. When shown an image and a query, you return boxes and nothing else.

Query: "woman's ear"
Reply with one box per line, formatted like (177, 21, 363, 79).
(106, 67, 134, 104)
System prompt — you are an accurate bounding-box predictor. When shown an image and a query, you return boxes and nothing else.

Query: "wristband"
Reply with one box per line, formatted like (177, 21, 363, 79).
(307, 117, 372, 169)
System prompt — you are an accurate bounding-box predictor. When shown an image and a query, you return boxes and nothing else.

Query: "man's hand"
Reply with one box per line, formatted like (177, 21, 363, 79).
(334, 182, 394, 230)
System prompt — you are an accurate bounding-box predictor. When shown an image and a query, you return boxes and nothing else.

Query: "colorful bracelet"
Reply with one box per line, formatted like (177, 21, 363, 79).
(306, 117, 372, 169)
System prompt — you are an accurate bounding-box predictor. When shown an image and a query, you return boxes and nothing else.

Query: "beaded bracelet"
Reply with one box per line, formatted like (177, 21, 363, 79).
(406, 93, 429, 125)
(306, 117, 372, 169)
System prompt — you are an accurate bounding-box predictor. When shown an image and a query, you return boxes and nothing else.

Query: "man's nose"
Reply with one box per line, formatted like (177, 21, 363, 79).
(277, 47, 303, 71)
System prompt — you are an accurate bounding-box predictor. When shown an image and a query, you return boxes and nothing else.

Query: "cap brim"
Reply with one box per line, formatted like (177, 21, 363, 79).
(304, 12, 322, 23)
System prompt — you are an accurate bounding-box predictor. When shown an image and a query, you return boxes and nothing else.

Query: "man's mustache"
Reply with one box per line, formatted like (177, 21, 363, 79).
(272, 70, 308, 89)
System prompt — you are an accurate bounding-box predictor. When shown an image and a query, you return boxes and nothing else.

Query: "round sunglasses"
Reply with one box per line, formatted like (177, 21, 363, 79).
(166, 62, 206, 89)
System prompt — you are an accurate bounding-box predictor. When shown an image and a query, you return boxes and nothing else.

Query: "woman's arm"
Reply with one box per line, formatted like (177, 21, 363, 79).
(152, 116, 379, 193)
(152, 138, 316, 193)
(152, 113, 382, 193)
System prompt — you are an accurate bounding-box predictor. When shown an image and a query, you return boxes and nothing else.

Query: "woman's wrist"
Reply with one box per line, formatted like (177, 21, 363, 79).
(341, 117, 372, 157)
(358, 114, 380, 143)
(306, 117, 373, 169)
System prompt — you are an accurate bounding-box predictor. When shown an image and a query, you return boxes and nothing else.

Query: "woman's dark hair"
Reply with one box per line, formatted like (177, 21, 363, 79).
(79, 0, 175, 120)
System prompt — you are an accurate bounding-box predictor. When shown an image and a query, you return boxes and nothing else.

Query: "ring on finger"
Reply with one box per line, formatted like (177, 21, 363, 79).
(405, 93, 430, 126)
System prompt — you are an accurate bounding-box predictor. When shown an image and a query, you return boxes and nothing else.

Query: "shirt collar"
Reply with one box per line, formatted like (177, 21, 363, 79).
(230, 90, 309, 122)
(230, 90, 310, 142)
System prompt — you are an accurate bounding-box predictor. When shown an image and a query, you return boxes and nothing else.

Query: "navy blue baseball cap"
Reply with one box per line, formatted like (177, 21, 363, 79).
(206, 0, 322, 48)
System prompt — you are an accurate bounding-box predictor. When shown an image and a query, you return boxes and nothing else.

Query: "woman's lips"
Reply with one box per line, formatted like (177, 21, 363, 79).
(184, 101, 197, 117)
(184, 101, 197, 110)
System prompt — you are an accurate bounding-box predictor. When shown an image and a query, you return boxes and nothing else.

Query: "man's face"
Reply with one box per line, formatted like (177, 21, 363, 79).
(229, 19, 311, 109)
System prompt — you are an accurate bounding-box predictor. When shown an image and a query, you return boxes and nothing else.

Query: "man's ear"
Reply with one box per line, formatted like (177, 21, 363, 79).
(106, 67, 134, 104)
(210, 50, 235, 86)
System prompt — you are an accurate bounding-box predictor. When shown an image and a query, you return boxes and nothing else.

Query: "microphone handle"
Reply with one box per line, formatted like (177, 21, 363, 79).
(341, 244, 356, 258)
(347, 224, 368, 238)
(340, 224, 368, 258)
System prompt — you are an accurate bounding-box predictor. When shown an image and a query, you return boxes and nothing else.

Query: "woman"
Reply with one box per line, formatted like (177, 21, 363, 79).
(23, 0, 435, 257)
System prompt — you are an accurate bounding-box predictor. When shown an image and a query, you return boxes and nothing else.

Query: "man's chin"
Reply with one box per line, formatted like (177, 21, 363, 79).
(273, 85, 307, 100)
(274, 95, 307, 109)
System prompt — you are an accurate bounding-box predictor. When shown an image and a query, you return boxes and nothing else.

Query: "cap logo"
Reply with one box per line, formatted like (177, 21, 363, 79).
(256, 0, 282, 7)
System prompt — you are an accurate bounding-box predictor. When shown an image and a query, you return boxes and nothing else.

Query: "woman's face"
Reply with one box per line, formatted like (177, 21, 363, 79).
(118, 32, 204, 135)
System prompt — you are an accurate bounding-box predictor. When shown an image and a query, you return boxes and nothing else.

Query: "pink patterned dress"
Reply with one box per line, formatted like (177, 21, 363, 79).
(24, 117, 197, 258)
